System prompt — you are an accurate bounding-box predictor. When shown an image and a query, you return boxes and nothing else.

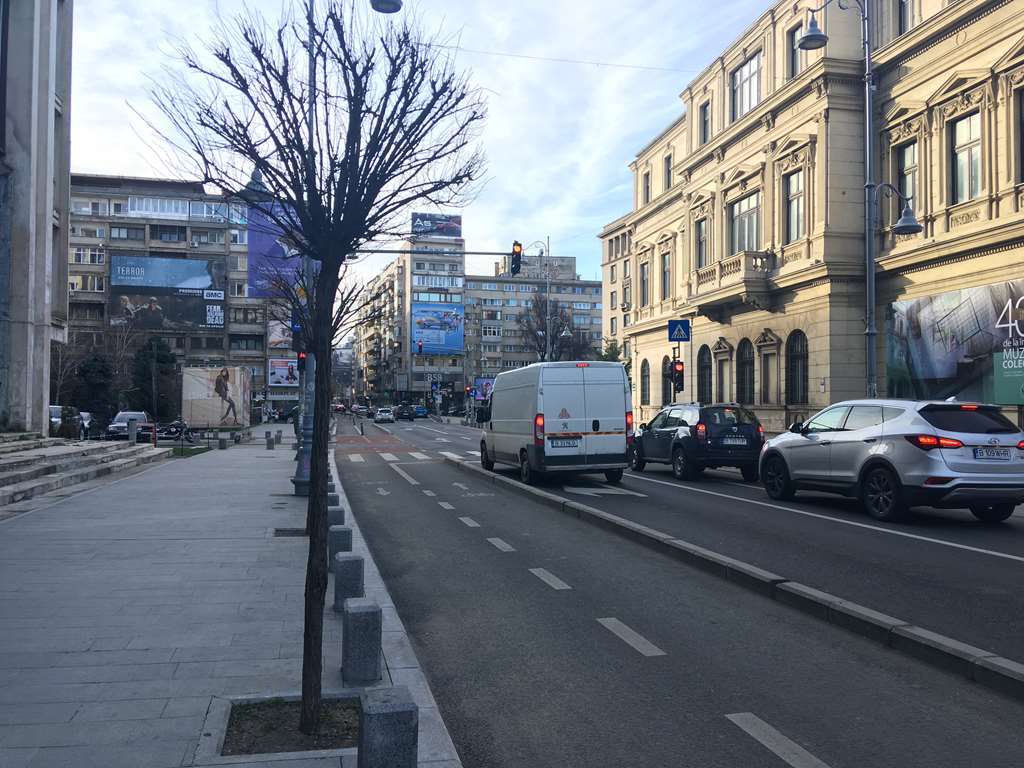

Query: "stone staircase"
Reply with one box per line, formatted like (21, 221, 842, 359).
(0, 433, 171, 506)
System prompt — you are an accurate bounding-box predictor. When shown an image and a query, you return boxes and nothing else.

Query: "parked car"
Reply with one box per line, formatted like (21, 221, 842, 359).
(352, 405, 369, 417)
(105, 411, 155, 442)
(760, 399, 1024, 522)
(631, 403, 764, 482)
(478, 361, 631, 484)
(48, 405, 82, 438)
(373, 407, 395, 424)
(395, 404, 416, 421)
(414, 405, 429, 418)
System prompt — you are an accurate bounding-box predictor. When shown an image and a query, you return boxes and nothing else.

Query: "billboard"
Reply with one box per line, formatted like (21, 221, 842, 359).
(474, 377, 495, 401)
(181, 367, 251, 428)
(411, 212, 462, 239)
(268, 358, 300, 387)
(109, 254, 225, 330)
(886, 278, 1024, 404)
(267, 320, 293, 351)
(411, 302, 464, 356)
(247, 203, 302, 298)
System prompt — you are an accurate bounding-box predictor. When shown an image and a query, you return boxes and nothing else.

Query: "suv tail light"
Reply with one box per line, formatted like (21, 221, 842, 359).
(625, 411, 634, 446)
(1018, 440, 1024, 450)
(534, 413, 545, 447)
(906, 434, 964, 450)
(756, 424, 765, 443)
(695, 422, 707, 442)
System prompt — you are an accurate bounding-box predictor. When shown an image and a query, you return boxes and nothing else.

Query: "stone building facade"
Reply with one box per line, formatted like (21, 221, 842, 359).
(601, 0, 1024, 431)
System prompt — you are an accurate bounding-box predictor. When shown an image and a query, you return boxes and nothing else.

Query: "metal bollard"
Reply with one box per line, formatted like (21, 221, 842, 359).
(127, 419, 138, 443)
(275, 430, 282, 445)
(332, 554, 364, 611)
(328, 505, 346, 528)
(218, 437, 228, 450)
(358, 686, 418, 768)
(266, 436, 275, 450)
(341, 598, 381, 685)
(328, 525, 352, 562)
(265, 430, 271, 440)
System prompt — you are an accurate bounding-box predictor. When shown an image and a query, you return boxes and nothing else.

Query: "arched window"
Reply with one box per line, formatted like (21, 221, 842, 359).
(640, 360, 651, 405)
(786, 330, 809, 405)
(661, 356, 673, 406)
(697, 345, 712, 404)
(736, 339, 754, 404)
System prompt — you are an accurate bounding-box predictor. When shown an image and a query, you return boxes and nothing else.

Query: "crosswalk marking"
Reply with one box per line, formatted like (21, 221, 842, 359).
(440, 451, 464, 460)
(467, 450, 481, 456)
(409, 452, 430, 460)
(348, 454, 365, 463)
(379, 453, 399, 462)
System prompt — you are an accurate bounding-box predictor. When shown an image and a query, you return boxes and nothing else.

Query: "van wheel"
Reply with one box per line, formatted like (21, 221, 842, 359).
(671, 448, 695, 481)
(762, 455, 795, 500)
(519, 451, 535, 485)
(480, 442, 494, 471)
(860, 466, 906, 521)
(604, 469, 623, 484)
(970, 503, 1014, 523)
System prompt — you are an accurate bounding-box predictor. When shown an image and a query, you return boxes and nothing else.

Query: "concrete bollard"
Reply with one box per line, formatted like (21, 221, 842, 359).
(327, 492, 340, 507)
(275, 430, 282, 445)
(328, 505, 346, 528)
(332, 554, 365, 611)
(328, 525, 353, 562)
(327, 481, 336, 494)
(218, 437, 228, 450)
(265, 430, 271, 440)
(342, 598, 382, 685)
(266, 437, 275, 450)
(358, 686, 418, 768)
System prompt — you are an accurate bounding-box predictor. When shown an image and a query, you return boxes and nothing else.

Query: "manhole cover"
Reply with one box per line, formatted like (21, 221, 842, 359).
(273, 528, 307, 537)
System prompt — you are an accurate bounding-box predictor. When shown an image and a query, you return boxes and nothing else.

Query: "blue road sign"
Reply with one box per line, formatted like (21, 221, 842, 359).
(668, 319, 691, 342)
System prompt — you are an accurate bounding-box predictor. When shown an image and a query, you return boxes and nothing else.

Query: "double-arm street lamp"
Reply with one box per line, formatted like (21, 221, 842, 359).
(799, 1, 923, 399)
(522, 239, 571, 361)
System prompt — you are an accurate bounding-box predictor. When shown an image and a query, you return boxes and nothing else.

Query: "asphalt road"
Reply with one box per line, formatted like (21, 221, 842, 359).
(336, 416, 1024, 768)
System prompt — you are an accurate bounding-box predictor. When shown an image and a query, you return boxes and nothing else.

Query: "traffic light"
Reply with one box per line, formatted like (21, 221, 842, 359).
(510, 241, 523, 276)
(417, 339, 423, 355)
(672, 360, 685, 392)
(292, 330, 305, 353)
(297, 350, 307, 372)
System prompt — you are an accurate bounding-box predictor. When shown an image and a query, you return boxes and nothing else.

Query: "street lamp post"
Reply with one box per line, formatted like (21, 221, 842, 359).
(799, 1, 922, 399)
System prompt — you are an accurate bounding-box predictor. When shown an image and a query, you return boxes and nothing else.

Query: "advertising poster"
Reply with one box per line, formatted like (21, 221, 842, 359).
(247, 203, 302, 298)
(886, 279, 1024, 404)
(109, 254, 225, 330)
(474, 377, 495, 401)
(267, 320, 293, 351)
(268, 358, 300, 387)
(181, 367, 251, 428)
(411, 302, 465, 356)
(411, 212, 462, 238)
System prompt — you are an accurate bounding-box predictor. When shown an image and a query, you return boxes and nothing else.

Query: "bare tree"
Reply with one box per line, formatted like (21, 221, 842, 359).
(105, 325, 142, 409)
(149, 1, 484, 732)
(517, 296, 595, 362)
(49, 341, 84, 406)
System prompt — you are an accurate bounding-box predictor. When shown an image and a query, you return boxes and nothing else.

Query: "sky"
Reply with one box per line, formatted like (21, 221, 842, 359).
(71, 0, 768, 281)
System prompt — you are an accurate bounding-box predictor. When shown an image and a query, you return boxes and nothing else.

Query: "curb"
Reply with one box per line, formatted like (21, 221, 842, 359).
(442, 456, 1024, 703)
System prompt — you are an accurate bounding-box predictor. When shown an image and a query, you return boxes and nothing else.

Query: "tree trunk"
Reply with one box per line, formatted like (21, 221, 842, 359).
(299, 271, 338, 734)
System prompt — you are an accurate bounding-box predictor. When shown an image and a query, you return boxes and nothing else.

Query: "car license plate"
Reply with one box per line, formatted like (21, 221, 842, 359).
(722, 437, 747, 446)
(550, 439, 579, 449)
(974, 447, 1011, 460)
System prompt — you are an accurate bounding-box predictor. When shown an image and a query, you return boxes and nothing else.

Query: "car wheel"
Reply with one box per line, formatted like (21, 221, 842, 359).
(671, 448, 694, 481)
(605, 468, 623, 484)
(970, 503, 1015, 523)
(740, 464, 759, 483)
(481, 442, 494, 471)
(630, 446, 646, 472)
(519, 451, 534, 485)
(762, 455, 795, 500)
(861, 466, 906, 521)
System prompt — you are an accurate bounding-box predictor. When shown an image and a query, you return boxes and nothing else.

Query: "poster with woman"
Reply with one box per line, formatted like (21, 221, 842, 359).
(181, 367, 252, 427)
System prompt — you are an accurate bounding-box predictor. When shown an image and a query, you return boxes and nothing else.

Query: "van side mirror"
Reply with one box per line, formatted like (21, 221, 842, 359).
(789, 421, 804, 434)
(476, 408, 490, 424)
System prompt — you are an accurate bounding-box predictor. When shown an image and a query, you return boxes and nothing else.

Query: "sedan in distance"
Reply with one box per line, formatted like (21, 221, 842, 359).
(373, 407, 395, 424)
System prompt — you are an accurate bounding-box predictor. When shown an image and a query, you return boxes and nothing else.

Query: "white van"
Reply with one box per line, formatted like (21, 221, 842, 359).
(477, 361, 633, 484)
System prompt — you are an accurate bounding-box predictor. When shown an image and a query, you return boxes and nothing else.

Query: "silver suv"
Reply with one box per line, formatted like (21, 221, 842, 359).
(759, 400, 1024, 522)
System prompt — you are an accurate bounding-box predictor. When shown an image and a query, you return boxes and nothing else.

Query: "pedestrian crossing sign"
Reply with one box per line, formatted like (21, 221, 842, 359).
(668, 320, 691, 342)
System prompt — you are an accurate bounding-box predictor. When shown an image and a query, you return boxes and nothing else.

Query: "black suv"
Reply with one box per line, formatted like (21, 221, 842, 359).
(394, 403, 416, 421)
(630, 403, 765, 482)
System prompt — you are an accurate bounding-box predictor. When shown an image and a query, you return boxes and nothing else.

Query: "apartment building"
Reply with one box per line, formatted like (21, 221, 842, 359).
(67, 174, 269, 406)
(601, 0, 1024, 430)
(0, 0, 74, 432)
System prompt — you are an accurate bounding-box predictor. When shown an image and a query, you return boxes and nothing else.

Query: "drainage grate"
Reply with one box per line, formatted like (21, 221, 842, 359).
(273, 528, 307, 538)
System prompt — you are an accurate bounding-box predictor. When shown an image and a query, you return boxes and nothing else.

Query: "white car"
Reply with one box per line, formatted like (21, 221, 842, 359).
(373, 407, 395, 424)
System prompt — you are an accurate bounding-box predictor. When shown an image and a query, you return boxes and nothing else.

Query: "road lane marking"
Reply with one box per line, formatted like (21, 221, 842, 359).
(409, 452, 430, 460)
(423, 490, 436, 497)
(379, 453, 399, 462)
(348, 454, 364, 463)
(562, 485, 646, 498)
(529, 568, 572, 591)
(597, 618, 666, 657)
(487, 537, 515, 552)
(388, 464, 420, 486)
(453, 482, 469, 491)
(459, 516, 480, 527)
(440, 452, 464, 461)
(460, 436, 472, 441)
(438, 502, 455, 510)
(376, 487, 390, 496)
(467, 450, 481, 456)
(625, 473, 1024, 565)
(435, 438, 451, 443)
(417, 425, 447, 434)
(726, 713, 833, 768)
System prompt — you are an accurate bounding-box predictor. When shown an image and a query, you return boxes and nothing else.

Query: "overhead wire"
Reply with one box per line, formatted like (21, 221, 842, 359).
(425, 43, 698, 75)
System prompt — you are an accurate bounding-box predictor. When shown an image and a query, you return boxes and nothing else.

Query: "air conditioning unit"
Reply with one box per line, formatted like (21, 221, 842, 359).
(619, 302, 631, 311)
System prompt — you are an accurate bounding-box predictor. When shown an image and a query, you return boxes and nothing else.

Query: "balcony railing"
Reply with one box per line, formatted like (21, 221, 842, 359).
(689, 250, 774, 315)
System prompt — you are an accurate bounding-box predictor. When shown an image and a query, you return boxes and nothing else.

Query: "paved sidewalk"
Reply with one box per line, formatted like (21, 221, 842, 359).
(0, 435, 458, 768)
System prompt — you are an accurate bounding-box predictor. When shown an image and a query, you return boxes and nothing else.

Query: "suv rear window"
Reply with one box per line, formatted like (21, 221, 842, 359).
(701, 406, 757, 426)
(920, 405, 1018, 434)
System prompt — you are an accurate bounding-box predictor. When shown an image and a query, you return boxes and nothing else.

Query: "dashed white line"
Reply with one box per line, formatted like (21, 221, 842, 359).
(726, 713, 833, 768)
(422, 490, 436, 497)
(459, 516, 480, 528)
(348, 454, 364, 463)
(466, 450, 481, 456)
(438, 501, 455, 510)
(417, 425, 447, 434)
(379, 452, 399, 462)
(596, 618, 666, 657)
(440, 451, 464, 461)
(388, 463, 419, 486)
(409, 452, 430, 460)
(529, 568, 572, 591)
(459, 436, 472, 441)
(486, 537, 515, 552)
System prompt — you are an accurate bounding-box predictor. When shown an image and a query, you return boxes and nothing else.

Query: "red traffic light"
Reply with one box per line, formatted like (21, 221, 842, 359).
(672, 361, 684, 374)
(512, 240, 523, 256)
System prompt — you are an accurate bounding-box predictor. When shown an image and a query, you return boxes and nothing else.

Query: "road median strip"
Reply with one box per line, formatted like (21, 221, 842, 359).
(442, 455, 1024, 703)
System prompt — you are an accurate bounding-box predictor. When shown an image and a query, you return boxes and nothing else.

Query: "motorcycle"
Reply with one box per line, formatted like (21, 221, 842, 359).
(157, 418, 196, 443)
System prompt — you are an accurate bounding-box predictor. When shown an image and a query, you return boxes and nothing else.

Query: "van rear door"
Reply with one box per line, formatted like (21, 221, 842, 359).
(582, 364, 628, 466)
(541, 365, 588, 468)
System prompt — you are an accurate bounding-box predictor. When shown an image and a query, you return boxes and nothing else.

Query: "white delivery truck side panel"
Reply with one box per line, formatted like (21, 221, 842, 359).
(488, 366, 537, 465)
